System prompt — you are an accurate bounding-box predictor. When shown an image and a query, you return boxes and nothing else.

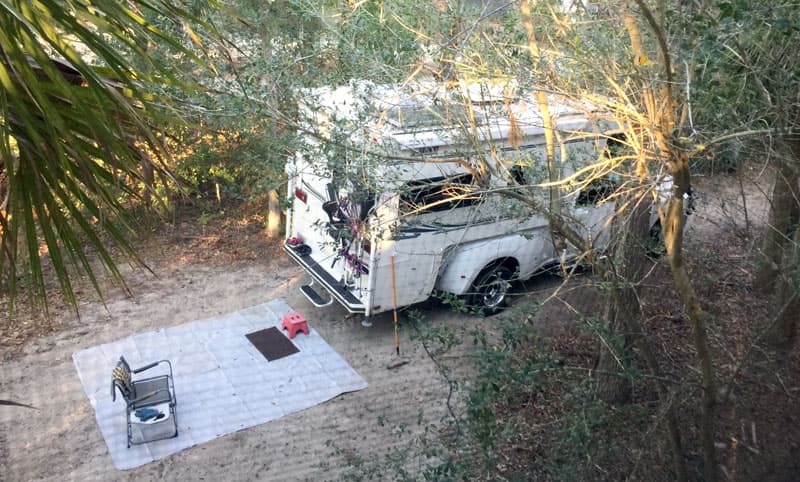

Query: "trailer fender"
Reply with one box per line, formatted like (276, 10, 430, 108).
(435, 234, 549, 295)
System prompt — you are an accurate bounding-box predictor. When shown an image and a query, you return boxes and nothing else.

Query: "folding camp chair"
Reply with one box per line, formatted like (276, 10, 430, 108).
(111, 356, 178, 448)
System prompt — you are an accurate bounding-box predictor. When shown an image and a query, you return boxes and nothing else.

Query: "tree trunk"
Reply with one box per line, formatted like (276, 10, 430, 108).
(754, 148, 800, 294)
(596, 198, 650, 404)
(663, 161, 716, 482)
(142, 161, 154, 208)
(621, 2, 714, 477)
(266, 188, 282, 238)
(520, 2, 566, 255)
(595, 279, 634, 404)
(766, 224, 800, 351)
(594, 192, 687, 479)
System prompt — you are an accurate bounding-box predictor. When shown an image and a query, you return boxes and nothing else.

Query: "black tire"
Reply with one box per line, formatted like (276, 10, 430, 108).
(646, 221, 666, 259)
(467, 265, 514, 315)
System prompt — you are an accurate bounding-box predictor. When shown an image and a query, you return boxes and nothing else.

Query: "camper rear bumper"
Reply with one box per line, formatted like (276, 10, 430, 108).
(283, 241, 367, 314)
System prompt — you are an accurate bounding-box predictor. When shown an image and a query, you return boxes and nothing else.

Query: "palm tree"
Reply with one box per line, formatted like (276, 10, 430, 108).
(0, 0, 216, 313)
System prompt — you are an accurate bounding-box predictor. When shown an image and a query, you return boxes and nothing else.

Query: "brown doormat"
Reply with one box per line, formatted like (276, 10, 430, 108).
(246, 327, 299, 361)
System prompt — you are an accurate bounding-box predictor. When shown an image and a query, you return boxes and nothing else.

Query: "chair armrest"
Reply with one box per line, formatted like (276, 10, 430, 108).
(133, 359, 173, 375)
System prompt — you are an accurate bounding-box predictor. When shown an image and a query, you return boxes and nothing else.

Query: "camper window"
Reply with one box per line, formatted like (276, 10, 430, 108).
(399, 173, 480, 214)
(576, 177, 617, 206)
(508, 165, 525, 185)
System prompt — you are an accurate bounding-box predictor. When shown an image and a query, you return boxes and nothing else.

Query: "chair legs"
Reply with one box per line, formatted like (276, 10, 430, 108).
(127, 401, 178, 447)
(116, 359, 178, 448)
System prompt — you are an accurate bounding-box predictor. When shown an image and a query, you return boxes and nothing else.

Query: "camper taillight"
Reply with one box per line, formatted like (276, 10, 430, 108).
(294, 187, 308, 203)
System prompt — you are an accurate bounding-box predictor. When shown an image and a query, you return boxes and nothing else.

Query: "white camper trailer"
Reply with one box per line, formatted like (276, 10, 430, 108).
(284, 81, 658, 317)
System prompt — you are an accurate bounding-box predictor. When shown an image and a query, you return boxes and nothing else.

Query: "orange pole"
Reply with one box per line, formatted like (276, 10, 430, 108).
(390, 255, 400, 355)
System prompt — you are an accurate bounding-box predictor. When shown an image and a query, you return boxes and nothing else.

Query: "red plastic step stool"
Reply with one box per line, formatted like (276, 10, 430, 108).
(282, 312, 309, 339)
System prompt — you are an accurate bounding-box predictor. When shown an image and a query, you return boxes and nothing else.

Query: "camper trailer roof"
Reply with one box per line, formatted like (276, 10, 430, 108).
(297, 80, 610, 152)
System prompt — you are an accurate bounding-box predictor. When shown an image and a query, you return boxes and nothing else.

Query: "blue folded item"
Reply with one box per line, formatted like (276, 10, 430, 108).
(134, 408, 162, 421)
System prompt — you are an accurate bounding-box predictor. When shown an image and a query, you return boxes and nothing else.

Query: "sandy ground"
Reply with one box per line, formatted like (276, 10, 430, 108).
(1, 257, 446, 481)
(0, 167, 777, 481)
(1, 231, 552, 482)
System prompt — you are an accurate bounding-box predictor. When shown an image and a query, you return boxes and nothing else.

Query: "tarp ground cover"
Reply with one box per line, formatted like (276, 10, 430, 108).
(73, 299, 367, 470)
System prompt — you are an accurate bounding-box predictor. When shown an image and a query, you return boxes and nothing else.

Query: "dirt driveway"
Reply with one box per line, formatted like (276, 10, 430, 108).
(0, 241, 510, 481)
(1, 169, 774, 481)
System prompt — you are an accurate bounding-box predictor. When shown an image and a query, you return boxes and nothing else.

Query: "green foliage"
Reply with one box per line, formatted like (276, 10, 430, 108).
(465, 311, 555, 458)
(137, 0, 335, 207)
(688, 0, 800, 172)
(459, 311, 646, 480)
(548, 380, 647, 481)
(322, 304, 660, 480)
(286, 0, 477, 83)
(324, 407, 458, 482)
(583, 315, 640, 376)
(173, 127, 292, 202)
(409, 310, 463, 357)
(330, 1, 421, 81)
(0, 0, 220, 312)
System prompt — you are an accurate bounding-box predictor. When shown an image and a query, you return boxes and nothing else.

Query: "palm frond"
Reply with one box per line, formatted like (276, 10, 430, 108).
(0, 0, 221, 314)
(0, 399, 36, 409)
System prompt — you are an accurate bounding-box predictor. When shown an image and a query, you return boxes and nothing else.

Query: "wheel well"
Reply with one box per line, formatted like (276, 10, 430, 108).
(477, 257, 519, 281)
(466, 257, 519, 314)
(606, 134, 627, 154)
(649, 219, 662, 239)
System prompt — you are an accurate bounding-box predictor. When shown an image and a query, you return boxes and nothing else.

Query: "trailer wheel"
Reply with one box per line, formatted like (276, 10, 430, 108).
(468, 265, 513, 315)
(646, 221, 666, 259)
